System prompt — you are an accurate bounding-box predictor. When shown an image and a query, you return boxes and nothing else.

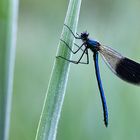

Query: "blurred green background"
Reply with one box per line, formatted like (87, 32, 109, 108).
(10, 0, 140, 139)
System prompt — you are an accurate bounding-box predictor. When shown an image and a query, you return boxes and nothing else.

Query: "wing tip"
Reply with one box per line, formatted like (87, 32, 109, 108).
(116, 57, 140, 84)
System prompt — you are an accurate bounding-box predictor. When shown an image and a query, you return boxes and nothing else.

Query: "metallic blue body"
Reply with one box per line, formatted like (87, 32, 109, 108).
(84, 37, 108, 126)
(87, 39, 108, 126)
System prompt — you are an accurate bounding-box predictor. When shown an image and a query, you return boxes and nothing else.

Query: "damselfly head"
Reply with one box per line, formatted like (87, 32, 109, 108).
(80, 31, 89, 41)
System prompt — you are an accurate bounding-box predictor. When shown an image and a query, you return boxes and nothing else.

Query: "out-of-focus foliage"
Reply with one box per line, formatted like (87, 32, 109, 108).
(10, 0, 140, 140)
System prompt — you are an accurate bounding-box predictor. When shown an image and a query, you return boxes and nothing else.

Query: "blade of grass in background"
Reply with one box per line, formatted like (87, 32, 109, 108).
(0, 0, 19, 139)
(35, 0, 82, 139)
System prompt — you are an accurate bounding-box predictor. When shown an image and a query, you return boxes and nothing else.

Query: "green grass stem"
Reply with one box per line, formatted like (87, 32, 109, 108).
(0, 0, 19, 139)
(35, 0, 82, 139)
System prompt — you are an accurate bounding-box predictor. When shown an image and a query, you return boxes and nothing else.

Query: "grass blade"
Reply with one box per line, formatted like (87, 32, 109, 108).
(35, 0, 82, 139)
(0, 0, 18, 139)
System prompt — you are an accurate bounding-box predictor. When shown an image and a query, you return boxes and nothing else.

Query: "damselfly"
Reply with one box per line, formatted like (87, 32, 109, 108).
(57, 24, 140, 127)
